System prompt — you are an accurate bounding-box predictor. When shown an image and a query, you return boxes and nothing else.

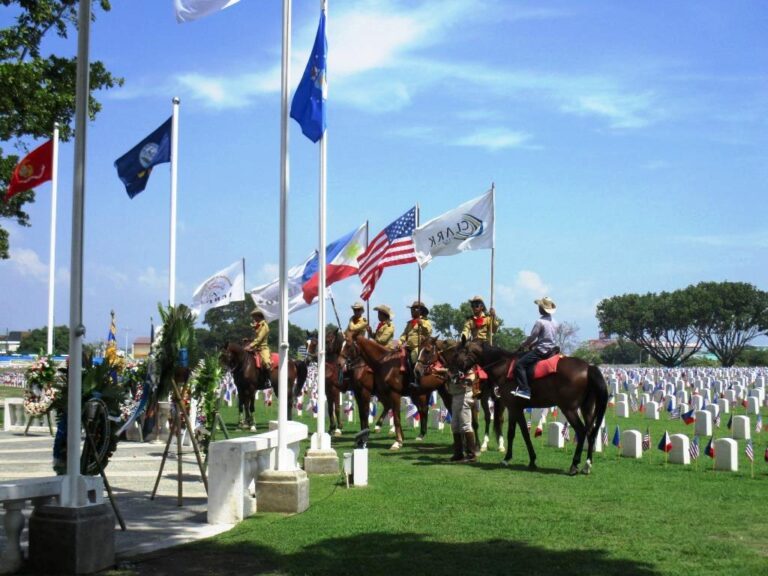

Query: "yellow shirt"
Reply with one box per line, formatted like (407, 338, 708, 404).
(373, 320, 395, 348)
(461, 313, 499, 342)
(399, 318, 432, 349)
(250, 321, 270, 351)
(347, 316, 369, 337)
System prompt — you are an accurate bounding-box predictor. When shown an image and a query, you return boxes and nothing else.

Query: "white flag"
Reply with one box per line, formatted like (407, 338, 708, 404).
(190, 259, 245, 317)
(174, 0, 241, 23)
(250, 253, 315, 323)
(412, 188, 495, 269)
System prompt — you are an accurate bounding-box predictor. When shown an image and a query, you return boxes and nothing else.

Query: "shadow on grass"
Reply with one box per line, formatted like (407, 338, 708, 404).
(109, 530, 660, 576)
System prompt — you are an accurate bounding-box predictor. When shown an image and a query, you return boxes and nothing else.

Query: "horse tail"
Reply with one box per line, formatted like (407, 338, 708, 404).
(586, 365, 609, 441)
(295, 360, 308, 395)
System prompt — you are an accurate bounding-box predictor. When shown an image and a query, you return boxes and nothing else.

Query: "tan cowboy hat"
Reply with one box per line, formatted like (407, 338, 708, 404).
(373, 304, 393, 318)
(250, 308, 265, 318)
(534, 297, 557, 313)
(469, 295, 486, 309)
(408, 300, 429, 316)
(351, 301, 364, 311)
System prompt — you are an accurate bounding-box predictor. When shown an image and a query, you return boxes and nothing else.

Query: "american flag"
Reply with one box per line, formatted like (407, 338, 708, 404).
(745, 439, 754, 463)
(756, 414, 763, 433)
(562, 423, 570, 441)
(357, 207, 417, 300)
(601, 426, 608, 446)
(689, 435, 700, 460)
(642, 427, 651, 451)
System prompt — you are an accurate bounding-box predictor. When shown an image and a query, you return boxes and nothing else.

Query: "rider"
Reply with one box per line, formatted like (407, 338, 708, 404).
(511, 297, 558, 400)
(367, 304, 395, 348)
(347, 301, 369, 339)
(245, 308, 271, 380)
(396, 300, 432, 390)
(461, 295, 499, 397)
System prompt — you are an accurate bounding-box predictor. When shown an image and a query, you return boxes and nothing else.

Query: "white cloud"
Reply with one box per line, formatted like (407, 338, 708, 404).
(138, 267, 168, 292)
(496, 270, 550, 307)
(678, 231, 768, 249)
(562, 91, 659, 129)
(7, 248, 48, 282)
(451, 128, 535, 151)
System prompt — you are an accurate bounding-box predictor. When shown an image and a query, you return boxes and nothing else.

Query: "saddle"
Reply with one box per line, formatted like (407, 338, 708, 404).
(253, 352, 279, 369)
(506, 352, 563, 381)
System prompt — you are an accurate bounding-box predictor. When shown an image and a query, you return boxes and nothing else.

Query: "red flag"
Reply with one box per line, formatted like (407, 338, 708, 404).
(5, 140, 54, 200)
(534, 425, 543, 438)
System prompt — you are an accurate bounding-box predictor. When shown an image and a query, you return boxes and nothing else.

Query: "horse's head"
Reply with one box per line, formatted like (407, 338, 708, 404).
(453, 335, 484, 374)
(326, 327, 344, 356)
(219, 342, 241, 371)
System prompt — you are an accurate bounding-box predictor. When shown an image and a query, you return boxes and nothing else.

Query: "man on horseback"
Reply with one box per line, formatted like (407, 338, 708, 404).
(245, 308, 272, 383)
(396, 300, 432, 390)
(461, 295, 499, 397)
(511, 297, 558, 400)
(367, 304, 395, 348)
(347, 302, 369, 338)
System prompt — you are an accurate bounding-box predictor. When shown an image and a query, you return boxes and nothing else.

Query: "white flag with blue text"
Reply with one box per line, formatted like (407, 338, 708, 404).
(190, 259, 245, 317)
(412, 188, 495, 269)
(174, 0, 241, 23)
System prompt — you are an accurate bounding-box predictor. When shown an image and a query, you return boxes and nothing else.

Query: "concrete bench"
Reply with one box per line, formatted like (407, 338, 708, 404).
(2, 398, 55, 434)
(207, 420, 308, 525)
(0, 475, 103, 574)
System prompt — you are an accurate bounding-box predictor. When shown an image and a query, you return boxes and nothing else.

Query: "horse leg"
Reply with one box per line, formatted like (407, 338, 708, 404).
(355, 386, 371, 432)
(471, 401, 480, 450)
(562, 407, 588, 476)
(495, 400, 506, 453)
(480, 393, 491, 452)
(390, 392, 403, 450)
(515, 409, 537, 469)
(416, 396, 428, 441)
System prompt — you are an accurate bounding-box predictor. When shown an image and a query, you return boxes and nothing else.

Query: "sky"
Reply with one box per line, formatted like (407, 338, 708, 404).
(1, 0, 767, 350)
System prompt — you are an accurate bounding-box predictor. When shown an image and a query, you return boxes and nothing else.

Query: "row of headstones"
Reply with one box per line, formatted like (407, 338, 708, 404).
(608, 377, 766, 404)
(605, 369, 767, 396)
(613, 388, 765, 416)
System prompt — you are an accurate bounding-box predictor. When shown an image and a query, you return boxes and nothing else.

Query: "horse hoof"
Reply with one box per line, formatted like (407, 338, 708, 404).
(500, 460, 510, 467)
(388, 428, 396, 436)
(415, 435, 424, 442)
(333, 429, 342, 438)
(374, 426, 382, 433)
(250, 425, 256, 432)
(529, 461, 538, 471)
(568, 465, 579, 476)
(498, 442, 506, 453)
(390, 441, 401, 450)
(582, 460, 592, 475)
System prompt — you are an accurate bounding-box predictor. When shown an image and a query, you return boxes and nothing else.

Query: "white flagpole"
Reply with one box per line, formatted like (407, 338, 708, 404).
(277, 0, 293, 471)
(64, 0, 91, 507)
(169, 97, 180, 306)
(313, 0, 330, 452)
(46, 123, 60, 355)
(489, 182, 495, 345)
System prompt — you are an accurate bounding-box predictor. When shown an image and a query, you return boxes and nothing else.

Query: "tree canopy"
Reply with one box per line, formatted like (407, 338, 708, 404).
(0, 1, 122, 258)
(17, 324, 69, 354)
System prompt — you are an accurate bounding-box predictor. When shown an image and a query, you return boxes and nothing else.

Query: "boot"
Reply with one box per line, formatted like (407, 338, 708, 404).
(471, 377, 482, 398)
(463, 432, 477, 463)
(449, 433, 464, 462)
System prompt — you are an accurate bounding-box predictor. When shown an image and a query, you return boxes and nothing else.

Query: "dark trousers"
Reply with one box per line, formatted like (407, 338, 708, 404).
(513, 350, 544, 391)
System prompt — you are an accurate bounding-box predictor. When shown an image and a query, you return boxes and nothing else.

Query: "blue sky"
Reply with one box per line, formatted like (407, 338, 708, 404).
(1, 0, 767, 348)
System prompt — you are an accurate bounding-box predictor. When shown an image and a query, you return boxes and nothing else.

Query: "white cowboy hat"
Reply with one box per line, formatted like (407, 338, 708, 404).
(534, 297, 557, 314)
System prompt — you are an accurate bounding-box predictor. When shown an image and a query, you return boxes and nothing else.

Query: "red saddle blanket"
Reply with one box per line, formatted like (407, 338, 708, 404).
(506, 354, 562, 381)
(254, 352, 280, 369)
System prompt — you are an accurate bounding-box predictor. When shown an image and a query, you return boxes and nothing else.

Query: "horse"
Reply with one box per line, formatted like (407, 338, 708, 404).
(350, 333, 452, 449)
(449, 338, 609, 475)
(306, 328, 351, 436)
(219, 342, 301, 430)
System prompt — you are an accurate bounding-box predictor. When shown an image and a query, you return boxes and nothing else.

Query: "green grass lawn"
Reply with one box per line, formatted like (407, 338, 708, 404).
(109, 396, 768, 576)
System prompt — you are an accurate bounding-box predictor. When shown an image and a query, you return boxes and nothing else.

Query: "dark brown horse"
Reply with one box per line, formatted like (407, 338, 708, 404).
(450, 339, 608, 475)
(220, 342, 302, 430)
(351, 334, 452, 449)
(306, 328, 350, 436)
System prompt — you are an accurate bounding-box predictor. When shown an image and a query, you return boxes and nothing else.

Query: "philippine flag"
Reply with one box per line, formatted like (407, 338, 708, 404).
(682, 408, 696, 425)
(301, 224, 367, 303)
(657, 430, 672, 453)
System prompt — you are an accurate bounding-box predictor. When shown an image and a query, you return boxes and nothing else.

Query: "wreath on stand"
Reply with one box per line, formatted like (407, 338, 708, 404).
(23, 354, 59, 418)
(188, 354, 224, 455)
(51, 356, 127, 475)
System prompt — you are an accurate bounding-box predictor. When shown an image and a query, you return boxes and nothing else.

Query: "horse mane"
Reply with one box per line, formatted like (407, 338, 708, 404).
(353, 334, 394, 369)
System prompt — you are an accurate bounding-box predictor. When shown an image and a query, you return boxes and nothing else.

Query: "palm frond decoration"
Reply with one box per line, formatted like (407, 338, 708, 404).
(155, 303, 200, 398)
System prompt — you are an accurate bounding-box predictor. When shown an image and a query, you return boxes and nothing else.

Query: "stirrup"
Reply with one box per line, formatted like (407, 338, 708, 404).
(512, 387, 531, 399)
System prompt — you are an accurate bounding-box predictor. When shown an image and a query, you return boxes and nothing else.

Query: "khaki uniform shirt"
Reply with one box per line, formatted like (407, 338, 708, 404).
(399, 318, 433, 349)
(250, 321, 270, 351)
(347, 316, 369, 338)
(373, 320, 395, 348)
(461, 313, 499, 342)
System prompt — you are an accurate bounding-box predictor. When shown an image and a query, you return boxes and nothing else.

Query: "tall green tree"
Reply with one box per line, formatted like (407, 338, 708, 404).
(687, 281, 768, 367)
(0, 1, 122, 258)
(596, 290, 701, 367)
(17, 324, 69, 354)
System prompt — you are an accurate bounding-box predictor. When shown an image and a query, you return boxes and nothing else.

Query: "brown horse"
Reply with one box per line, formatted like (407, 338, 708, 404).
(350, 333, 452, 449)
(220, 342, 301, 430)
(450, 338, 608, 475)
(306, 328, 350, 436)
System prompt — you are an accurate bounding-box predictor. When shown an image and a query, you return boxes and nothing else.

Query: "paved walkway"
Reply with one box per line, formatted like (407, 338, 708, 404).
(0, 427, 233, 563)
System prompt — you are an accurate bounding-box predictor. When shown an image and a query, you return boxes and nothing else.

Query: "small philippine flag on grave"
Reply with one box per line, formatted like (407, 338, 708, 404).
(682, 408, 696, 425)
(705, 436, 715, 458)
(657, 430, 672, 453)
(612, 425, 621, 448)
(727, 414, 733, 430)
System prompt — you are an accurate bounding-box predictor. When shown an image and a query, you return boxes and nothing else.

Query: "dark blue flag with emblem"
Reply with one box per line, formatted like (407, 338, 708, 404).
(290, 9, 327, 143)
(114, 117, 172, 198)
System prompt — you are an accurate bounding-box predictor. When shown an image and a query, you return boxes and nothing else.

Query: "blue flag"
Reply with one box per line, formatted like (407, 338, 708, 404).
(290, 10, 327, 143)
(612, 425, 621, 447)
(114, 117, 172, 198)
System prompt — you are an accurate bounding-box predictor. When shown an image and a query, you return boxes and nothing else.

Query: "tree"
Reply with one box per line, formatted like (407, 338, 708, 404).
(1, 1, 122, 258)
(570, 344, 603, 365)
(596, 290, 701, 367)
(688, 281, 768, 367)
(554, 321, 579, 354)
(17, 324, 69, 354)
(599, 338, 643, 365)
(493, 327, 525, 350)
(735, 346, 768, 367)
(429, 303, 466, 338)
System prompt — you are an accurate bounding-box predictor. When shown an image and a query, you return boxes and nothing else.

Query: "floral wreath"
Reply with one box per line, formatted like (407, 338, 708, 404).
(23, 355, 59, 417)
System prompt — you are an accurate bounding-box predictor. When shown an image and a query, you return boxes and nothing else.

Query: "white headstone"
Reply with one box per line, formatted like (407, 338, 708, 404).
(547, 422, 565, 448)
(714, 438, 738, 471)
(691, 394, 704, 410)
(669, 434, 690, 465)
(621, 430, 642, 458)
(645, 401, 660, 420)
(593, 423, 605, 453)
(616, 392, 628, 405)
(694, 410, 712, 437)
(615, 401, 630, 418)
(676, 390, 689, 405)
(731, 415, 751, 440)
(705, 403, 720, 421)
(718, 398, 730, 415)
(749, 387, 765, 404)
(640, 393, 651, 406)
(746, 397, 760, 415)
(724, 389, 737, 404)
